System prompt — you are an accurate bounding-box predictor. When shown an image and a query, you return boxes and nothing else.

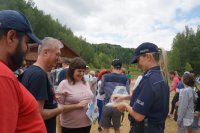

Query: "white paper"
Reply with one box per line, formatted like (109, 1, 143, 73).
(106, 86, 129, 106)
(86, 102, 99, 124)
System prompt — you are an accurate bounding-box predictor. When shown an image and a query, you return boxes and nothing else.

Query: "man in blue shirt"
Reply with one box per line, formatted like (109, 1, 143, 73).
(113, 42, 170, 133)
(100, 59, 129, 133)
(57, 58, 70, 85)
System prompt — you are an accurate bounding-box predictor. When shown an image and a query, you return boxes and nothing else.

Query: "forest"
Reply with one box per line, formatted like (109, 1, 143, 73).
(1, 0, 199, 75)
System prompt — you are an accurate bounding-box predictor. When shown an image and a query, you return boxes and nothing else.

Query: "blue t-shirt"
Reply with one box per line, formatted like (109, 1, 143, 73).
(177, 81, 184, 89)
(21, 65, 57, 133)
(176, 80, 184, 91)
(100, 73, 129, 105)
(129, 66, 169, 132)
(57, 68, 68, 85)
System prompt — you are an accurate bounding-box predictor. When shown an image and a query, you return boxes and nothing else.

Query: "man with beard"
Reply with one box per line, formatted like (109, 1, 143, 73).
(0, 10, 46, 132)
(21, 37, 64, 133)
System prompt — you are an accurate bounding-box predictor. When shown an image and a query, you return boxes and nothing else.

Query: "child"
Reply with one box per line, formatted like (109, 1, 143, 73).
(177, 73, 196, 133)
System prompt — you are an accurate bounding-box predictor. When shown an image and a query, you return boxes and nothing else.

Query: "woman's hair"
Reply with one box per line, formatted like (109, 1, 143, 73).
(152, 48, 169, 83)
(98, 69, 110, 80)
(182, 73, 195, 87)
(169, 71, 176, 75)
(66, 57, 86, 85)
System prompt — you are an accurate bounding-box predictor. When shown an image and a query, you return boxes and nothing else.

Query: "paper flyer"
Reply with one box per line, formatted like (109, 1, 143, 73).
(86, 102, 99, 124)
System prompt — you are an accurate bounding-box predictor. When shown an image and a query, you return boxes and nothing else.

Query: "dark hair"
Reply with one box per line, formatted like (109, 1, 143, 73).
(62, 58, 71, 64)
(66, 57, 86, 85)
(0, 29, 24, 39)
(182, 73, 195, 87)
(169, 71, 176, 75)
(189, 70, 197, 77)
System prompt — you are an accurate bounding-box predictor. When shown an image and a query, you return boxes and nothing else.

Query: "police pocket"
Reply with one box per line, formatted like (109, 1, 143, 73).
(131, 119, 149, 133)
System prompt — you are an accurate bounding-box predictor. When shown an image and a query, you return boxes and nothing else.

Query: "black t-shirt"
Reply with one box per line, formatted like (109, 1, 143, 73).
(21, 65, 57, 133)
(195, 90, 200, 112)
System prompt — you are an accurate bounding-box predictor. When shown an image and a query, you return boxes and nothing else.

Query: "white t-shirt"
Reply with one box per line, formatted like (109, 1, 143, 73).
(132, 75, 143, 91)
(84, 74, 93, 82)
(96, 80, 105, 101)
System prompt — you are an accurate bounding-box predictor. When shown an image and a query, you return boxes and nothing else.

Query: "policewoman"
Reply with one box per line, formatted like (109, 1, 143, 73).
(114, 42, 170, 133)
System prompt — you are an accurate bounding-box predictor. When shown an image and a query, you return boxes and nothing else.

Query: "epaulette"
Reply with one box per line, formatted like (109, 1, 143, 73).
(144, 70, 152, 77)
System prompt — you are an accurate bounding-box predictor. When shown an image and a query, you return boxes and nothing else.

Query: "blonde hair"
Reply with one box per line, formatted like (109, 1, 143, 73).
(159, 48, 169, 84)
(89, 71, 95, 76)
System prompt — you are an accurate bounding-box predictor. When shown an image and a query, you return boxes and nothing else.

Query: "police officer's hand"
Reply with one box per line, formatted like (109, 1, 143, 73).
(111, 94, 124, 102)
(113, 102, 127, 112)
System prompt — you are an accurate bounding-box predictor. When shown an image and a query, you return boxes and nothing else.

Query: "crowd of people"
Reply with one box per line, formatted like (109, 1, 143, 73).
(0, 10, 199, 133)
(168, 70, 200, 133)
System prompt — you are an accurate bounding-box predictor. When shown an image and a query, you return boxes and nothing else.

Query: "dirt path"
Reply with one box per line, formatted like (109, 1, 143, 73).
(90, 113, 177, 133)
(57, 80, 178, 133)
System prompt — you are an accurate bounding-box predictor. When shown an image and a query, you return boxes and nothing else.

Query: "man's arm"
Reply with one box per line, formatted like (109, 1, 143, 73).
(99, 77, 105, 95)
(126, 78, 130, 94)
(37, 100, 63, 120)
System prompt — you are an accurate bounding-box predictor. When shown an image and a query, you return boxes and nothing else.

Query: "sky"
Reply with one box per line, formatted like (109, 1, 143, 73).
(31, 0, 200, 50)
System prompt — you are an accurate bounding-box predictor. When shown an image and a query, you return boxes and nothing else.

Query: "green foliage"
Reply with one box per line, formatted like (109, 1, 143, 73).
(2, 0, 200, 76)
(0, 0, 134, 69)
(184, 62, 193, 72)
(168, 26, 200, 74)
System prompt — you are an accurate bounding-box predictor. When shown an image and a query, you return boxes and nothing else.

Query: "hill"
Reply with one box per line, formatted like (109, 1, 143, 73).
(0, 0, 134, 69)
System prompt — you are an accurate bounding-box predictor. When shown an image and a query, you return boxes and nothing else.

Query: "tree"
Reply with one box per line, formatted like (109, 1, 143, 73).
(184, 62, 193, 72)
(0, 0, 135, 69)
(168, 26, 200, 74)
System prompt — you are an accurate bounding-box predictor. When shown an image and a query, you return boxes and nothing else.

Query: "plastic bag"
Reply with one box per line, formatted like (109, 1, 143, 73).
(106, 86, 128, 106)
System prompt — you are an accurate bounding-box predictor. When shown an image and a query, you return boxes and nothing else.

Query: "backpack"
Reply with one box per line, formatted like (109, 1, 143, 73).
(17, 71, 24, 82)
(15, 68, 25, 82)
(194, 84, 200, 111)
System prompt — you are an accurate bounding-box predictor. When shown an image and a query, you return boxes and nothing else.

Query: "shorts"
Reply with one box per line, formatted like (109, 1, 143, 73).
(101, 106, 122, 129)
(189, 115, 200, 129)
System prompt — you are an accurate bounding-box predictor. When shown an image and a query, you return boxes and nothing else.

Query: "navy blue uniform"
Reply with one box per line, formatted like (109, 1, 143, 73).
(21, 65, 57, 133)
(129, 66, 169, 133)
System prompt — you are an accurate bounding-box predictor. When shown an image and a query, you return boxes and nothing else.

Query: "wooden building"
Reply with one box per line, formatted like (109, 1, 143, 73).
(25, 43, 79, 65)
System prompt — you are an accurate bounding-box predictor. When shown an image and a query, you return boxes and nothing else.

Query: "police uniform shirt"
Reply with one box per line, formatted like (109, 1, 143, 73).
(129, 66, 169, 125)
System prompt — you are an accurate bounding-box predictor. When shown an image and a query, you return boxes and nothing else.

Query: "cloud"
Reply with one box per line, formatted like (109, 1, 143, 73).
(32, 0, 200, 50)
